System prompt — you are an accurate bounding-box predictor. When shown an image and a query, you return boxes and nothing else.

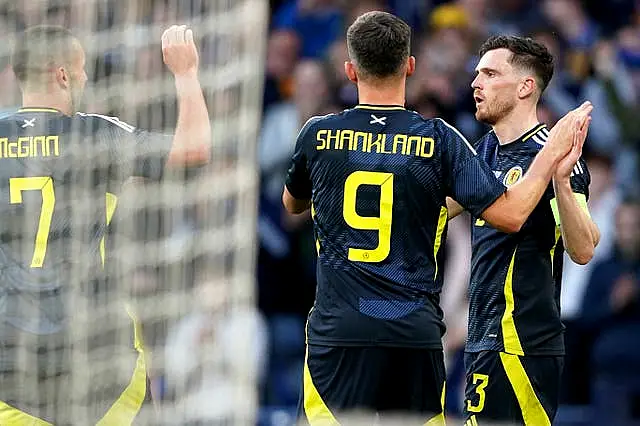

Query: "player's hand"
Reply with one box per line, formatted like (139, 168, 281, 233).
(554, 113, 591, 181)
(162, 25, 199, 78)
(545, 101, 592, 162)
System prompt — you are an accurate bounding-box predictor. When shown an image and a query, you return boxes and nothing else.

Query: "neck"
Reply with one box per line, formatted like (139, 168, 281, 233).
(22, 92, 72, 116)
(356, 77, 406, 107)
(492, 103, 540, 145)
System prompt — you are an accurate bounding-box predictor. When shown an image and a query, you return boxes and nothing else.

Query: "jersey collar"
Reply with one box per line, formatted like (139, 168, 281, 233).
(355, 104, 406, 111)
(17, 107, 62, 114)
(499, 123, 548, 150)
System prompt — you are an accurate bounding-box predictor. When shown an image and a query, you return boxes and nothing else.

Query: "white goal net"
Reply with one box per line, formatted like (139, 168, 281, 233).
(0, 0, 267, 424)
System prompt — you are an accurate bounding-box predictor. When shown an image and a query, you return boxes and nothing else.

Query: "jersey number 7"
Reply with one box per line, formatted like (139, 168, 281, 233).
(10, 176, 55, 268)
(343, 171, 393, 263)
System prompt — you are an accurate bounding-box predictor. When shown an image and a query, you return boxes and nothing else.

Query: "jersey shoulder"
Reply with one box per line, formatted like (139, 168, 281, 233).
(74, 112, 136, 135)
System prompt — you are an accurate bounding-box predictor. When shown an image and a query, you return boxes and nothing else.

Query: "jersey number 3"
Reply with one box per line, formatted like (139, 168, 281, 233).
(10, 177, 55, 268)
(343, 171, 393, 263)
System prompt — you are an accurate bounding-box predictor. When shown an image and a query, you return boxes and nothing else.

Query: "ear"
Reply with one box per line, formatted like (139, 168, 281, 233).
(344, 61, 358, 83)
(406, 56, 416, 77)
(55, 66, 70, 89)
(518, 76, 536, 99)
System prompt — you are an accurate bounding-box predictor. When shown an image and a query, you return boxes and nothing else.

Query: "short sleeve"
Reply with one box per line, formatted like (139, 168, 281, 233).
(83, 113, 173, 181)
(550, 157, 591, 224)
(570, 157, 590, 198)
(437, 118, 506, 217)
(284, 116, 320, 200)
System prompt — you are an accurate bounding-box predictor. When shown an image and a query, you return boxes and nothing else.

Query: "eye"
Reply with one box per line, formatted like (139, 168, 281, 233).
(486, 71, 495, 77)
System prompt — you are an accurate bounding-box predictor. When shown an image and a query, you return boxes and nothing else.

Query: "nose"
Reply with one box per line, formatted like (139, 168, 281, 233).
(471, 74, 481, 90)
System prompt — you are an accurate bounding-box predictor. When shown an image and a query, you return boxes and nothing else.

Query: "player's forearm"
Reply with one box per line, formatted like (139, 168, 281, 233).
(553, 179, 597, 265)
(483, 147, 558, 232)
(282, 187, 311, 214)
(166, 74, 211, 166)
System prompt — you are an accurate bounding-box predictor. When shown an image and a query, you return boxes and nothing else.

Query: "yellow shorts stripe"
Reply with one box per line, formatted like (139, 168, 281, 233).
(499, 352, 551, 426)
(0, 401, 52, 426)
(303, 346, 339, 425)
(424, 380, 446, 425)
(96, 306, 147, 425)
(0, 308, 146, 426)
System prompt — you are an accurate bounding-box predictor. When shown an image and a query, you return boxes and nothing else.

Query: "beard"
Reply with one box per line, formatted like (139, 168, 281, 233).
(475, 95, 516, 125)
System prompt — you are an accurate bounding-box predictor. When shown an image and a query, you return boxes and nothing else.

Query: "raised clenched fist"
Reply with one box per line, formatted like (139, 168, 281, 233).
(162, 25, 199, 77)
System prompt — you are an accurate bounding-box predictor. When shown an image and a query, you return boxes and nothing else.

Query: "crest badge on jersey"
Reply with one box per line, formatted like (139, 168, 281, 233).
(503, 166, 523, 187)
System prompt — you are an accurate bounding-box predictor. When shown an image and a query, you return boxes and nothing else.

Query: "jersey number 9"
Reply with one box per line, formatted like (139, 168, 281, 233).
(343, 171, 393, 263)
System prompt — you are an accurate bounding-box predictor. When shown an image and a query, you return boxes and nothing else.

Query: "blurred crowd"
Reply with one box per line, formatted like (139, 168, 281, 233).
(1, 0, 640, 425)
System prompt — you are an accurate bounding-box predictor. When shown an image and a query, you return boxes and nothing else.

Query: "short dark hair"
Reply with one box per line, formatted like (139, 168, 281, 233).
(11, 25, 78, 85)
(479, 35, 554, 94)
(346, 11, 411, 79)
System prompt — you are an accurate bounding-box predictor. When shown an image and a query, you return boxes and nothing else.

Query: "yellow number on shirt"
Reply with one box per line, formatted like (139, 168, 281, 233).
(466, 373, 489, 413)
(10, 177, 55, 268)
(342, 171, 393, 263)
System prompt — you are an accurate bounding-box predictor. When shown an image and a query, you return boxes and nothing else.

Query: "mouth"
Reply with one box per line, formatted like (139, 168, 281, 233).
(474, 95, 484, 104)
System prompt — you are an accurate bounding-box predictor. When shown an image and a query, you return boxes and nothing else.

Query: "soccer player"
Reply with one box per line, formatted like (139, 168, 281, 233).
(0, 24, 210, 424)
(282, 11, 591, 424)
(446, 36, 600, 425)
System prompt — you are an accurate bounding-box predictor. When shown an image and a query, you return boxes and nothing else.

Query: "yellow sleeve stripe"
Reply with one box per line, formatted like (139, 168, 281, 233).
(549, 193, 590, 226)
(99, 192, 118, 267)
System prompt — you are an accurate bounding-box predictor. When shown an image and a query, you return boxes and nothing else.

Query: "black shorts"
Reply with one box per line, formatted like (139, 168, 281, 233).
(0, 314, 149, 425)
(463, 351, 564, 426)
(298, 344, 446, 425)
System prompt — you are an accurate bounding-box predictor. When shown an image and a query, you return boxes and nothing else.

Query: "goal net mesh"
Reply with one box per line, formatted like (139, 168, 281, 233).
(0, 0, 267, 424)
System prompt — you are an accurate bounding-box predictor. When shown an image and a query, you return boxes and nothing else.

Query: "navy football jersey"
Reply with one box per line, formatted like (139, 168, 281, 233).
(285, 104, 506, 348)
(466, 124, 590, 356)
(0, 107, 172, 335)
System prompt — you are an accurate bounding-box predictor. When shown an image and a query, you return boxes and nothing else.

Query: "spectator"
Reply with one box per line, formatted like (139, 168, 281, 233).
(560, 150, 621, 405)
(581, 195, 640, 425)
(272, 0, 344, 59)
(263, 29, 301, 110)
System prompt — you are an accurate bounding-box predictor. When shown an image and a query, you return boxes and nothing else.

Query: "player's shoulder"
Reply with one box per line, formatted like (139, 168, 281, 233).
(520, 124, 550, 152)
(474, 128, 496, 149)
(301, 112, 337, 128)
(73, 112, 136, 134)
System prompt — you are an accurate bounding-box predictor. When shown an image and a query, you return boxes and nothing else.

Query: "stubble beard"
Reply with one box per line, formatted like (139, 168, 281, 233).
(476, 96, 516, 126)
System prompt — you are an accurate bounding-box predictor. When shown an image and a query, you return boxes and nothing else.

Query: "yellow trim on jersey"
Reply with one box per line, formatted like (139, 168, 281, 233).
(499, 352, 551, 426)
(355, 105, 405, 111)
(17, 108, 60, 113)
(433, 206, 448, 280)
(521, 124, 547, 141)
(501, 248, 524, 355)
(100, 192, 118, 267)
(424, 381, 447, 425)
(311, 203, 320, 255)
(549, 226, 562, 275)
(549, 193, 590, 226)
